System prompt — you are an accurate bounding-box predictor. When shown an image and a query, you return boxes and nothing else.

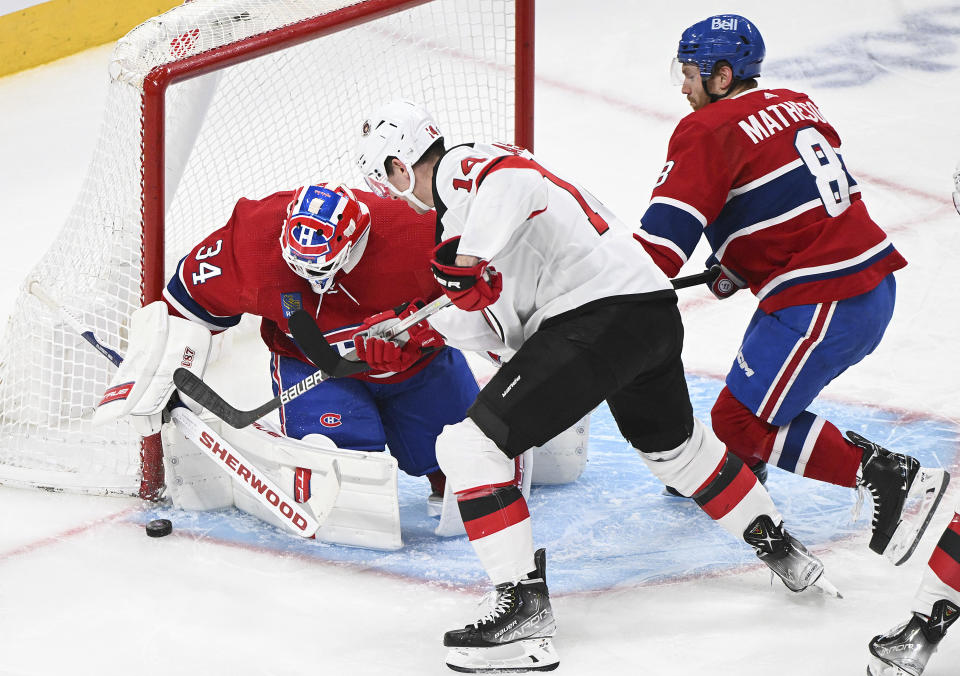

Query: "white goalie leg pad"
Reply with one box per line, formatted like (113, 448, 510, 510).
(93, 301, 211, 429)
(531, 413, 589, 485)
(436, 418, 535, 584)
(217, 419, 401, 550)
(640, 418, 781, 538)
(161, 419, 235, 511)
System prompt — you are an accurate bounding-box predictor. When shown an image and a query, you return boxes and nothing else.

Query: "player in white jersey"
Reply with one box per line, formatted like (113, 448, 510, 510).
(354, 100, 833, 673)
(863, 167, 960, 676)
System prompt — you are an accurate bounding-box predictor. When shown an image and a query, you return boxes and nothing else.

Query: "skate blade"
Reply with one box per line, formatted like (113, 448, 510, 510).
(866, 653, 917, 676)
(445, 637, 559, 673)
(885, 468, 950, 566)
(812, 573, 843, 599)
(427, 496, 443, 518)
(768, 566, 842, 598)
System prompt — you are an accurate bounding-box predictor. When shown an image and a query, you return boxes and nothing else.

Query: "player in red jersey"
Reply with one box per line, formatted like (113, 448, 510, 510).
(163, 183, 479, 504)
(634, 14, 948, 565)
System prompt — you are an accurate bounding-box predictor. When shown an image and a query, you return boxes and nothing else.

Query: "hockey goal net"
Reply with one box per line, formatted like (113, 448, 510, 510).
(0, 0, 534, 499)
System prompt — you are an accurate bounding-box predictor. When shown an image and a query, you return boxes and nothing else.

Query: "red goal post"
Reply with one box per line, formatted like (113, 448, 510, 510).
(0, 0, 535, 500)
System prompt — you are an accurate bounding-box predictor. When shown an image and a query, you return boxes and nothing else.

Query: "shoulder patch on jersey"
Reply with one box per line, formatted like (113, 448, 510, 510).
(281, 292, 304, 318)
(764, 92, 778, 99)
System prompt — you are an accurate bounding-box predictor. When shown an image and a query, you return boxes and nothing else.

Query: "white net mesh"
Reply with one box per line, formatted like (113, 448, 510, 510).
(0, 0, 522, 495)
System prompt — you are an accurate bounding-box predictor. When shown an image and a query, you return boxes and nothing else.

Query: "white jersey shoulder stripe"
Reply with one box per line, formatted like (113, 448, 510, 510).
(725, 145, 846, 203)
(726, 159, 804, 202)
(633, 229, 689, 266)
(756, 238, 892, 300)
(162, 286, 228, 332)
(649, 196, 707, 227)
(715, 198, 823, 261)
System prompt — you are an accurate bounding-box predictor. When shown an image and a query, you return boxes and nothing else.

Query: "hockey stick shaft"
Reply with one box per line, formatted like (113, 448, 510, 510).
(175, 265, 709, 429)
(28, 284, 336, 536)
(670, 265, 720, 290)
(291, 267, 724, 378)
(173, 295, 454, 428)
(29, 282, 125, 368)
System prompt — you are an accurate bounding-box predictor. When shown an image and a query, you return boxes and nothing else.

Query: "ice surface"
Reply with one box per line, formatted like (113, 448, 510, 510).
(2, 2, 960, 674)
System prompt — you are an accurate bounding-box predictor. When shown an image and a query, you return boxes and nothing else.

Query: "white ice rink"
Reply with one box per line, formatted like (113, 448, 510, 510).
(2, 1, 960, 674)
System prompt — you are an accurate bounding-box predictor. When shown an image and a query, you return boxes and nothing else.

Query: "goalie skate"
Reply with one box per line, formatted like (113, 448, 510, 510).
(444, 549, 558, 673)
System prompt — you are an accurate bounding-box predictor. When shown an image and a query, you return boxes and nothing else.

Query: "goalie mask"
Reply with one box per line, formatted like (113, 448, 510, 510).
(356, 99, 443, 212)
(280, 184, 371, 294)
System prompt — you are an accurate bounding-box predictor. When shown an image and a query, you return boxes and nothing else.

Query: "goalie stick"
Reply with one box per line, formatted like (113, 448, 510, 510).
(176, 267, 719, 428)
(172, 295, 453, 428)
(290, 266, 725, 379)
(27, 282, 341, 538)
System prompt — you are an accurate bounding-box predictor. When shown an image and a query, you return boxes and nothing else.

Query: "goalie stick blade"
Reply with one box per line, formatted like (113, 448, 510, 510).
(173, 368, 279, 428)
(288, 310, 372, 377)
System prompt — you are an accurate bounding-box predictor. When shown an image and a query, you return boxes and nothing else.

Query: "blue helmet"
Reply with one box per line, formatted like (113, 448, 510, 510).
(677, 14, 765, 79)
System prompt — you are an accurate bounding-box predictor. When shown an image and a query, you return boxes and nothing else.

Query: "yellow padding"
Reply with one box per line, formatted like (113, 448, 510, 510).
(0, 0, 181, 78)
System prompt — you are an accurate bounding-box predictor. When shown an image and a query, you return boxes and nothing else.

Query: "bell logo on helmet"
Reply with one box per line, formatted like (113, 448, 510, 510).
(677, 14, 765, 80)
(711, 17, 737, 31)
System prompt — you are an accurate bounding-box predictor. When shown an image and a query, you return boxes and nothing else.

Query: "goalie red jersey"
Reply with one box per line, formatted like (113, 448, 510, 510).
(636, 88, 906, 312)
(162, 188, 440, 383)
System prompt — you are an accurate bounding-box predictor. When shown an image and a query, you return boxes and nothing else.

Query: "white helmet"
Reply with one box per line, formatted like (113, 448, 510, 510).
(356, 100, 443, 211)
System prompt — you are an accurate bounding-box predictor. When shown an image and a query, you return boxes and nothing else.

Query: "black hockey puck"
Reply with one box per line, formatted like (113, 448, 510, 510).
(145, 518, 173, 538)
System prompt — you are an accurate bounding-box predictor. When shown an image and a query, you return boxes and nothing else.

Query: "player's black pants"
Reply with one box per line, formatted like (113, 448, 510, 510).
(468, 294, 695, 459)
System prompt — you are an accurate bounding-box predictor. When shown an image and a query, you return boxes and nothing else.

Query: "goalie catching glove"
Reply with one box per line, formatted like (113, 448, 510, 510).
(430, 237, 502, 311)
(353, 299, 445, 372)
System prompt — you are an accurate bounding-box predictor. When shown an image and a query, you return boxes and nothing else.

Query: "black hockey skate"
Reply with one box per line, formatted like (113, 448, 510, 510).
(867, 599, 959, 676)
(743, 514, 839, 595)
(444, 548, 558, 673)
(849, 431, 950, 565)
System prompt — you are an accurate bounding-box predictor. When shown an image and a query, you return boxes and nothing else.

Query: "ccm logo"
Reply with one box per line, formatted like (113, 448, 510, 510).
(320, 413, 342, 428)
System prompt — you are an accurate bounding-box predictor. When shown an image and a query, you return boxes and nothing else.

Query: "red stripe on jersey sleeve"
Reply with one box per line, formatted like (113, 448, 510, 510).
(633, 233, 684, 277)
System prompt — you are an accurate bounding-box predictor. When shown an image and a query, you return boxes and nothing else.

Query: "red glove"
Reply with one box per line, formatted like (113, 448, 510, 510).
(352, 300, 445, 372)
(430, 237, 502, 311)
(708, 266, 746, 300)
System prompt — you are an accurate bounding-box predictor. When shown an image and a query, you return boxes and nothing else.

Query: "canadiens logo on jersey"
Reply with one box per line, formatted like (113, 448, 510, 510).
(320, 413, 342, 427)
(281, 292, 303, 318)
